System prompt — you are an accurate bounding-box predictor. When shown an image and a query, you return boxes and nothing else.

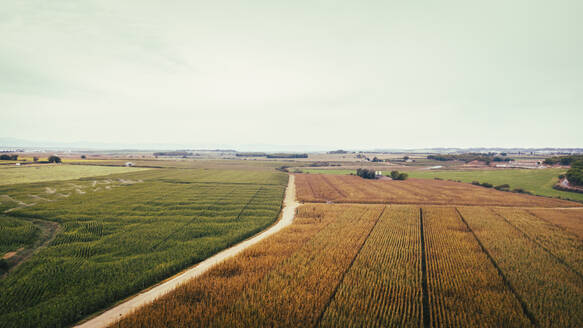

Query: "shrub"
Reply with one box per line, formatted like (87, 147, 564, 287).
(0, 154, 18, 160)
(494, 184, 510, 191)
(48, 156, 62, 163)
(356, 168, 376, 179)
(397, 173, 408, 180)
(480, 182, 493, 188)
(512, 188, 531, 194)
(388, 171, 408, 180)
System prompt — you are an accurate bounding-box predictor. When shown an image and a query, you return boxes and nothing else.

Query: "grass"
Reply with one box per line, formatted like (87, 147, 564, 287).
(0, 168, 288, 328)
(0, 164, 147, 186)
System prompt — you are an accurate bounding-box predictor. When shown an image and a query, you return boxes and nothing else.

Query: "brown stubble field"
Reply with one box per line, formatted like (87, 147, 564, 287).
(112, 173, 583, 328)
(295, 173, 581, 207)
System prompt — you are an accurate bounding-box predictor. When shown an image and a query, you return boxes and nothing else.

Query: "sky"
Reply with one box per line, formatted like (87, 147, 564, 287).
(1, 0, 582, 150)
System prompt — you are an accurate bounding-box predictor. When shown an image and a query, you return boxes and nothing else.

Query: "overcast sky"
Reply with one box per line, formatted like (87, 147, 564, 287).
(1, 0, 582, 150)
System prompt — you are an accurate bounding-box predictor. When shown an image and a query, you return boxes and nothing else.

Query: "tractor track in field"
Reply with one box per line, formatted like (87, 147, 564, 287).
(75, 174, 300, 328)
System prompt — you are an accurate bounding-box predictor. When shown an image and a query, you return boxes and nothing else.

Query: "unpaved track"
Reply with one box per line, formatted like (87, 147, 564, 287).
(76, 174, 299, 328)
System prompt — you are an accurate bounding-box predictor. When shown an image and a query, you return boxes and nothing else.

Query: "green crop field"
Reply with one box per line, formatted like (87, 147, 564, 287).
(0, 164, 147, 186)
(0, 215, 40, 256)
(0, 168, 288, 328)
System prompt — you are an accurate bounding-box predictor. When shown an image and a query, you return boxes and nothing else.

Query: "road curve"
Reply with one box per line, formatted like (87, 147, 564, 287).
(76, 174, 299, 328)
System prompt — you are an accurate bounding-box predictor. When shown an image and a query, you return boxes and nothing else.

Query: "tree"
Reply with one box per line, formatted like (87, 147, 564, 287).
(81, 155, 86, 159)
(390, 170, 408, 180)
(0, 154, 18, 160)
(33, 157, 39, 162)
(48, 156, 62, 163)
(403, 156, 409, 161)
(356, 168, 376, 179)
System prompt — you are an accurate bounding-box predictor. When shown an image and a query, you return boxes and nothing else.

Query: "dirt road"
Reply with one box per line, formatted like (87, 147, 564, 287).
(75, 174, 299, 328)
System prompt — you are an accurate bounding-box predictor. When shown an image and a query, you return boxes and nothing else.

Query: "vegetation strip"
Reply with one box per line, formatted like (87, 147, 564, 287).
(419, 208, 430, 328)
(314, 206, 387, 327)
(454, 208, 539, 327)
(490, 208, 583, 280)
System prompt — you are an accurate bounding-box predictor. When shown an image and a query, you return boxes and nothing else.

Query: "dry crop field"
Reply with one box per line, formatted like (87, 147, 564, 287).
(114, 173, 583, 327)
(294, 173, 580, 207)
(114, 202, 583, 328)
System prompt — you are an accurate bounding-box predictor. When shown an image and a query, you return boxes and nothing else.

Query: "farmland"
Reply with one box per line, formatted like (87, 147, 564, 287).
(0, 164, 147, 185)
(0, 167, 287, 328)
(406, 168, 583, 202)
(297, 167, 583, 202)
(115, 201, 583, 327)
(294, 173, 580, 207)
(2, 162, 583, 328)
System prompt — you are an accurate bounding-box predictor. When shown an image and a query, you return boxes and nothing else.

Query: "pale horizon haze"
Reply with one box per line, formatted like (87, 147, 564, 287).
(1, 0, 582, 150)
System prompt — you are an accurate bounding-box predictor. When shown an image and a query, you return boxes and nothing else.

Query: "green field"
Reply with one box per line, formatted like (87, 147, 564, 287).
(0, 168, 288, 328)
(0, 215, 40, 256)
(0, 164, 147, 185)
(298, 167, 583, 202)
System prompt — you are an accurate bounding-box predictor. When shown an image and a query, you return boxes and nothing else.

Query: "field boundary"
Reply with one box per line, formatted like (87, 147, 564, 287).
(419, 208, 430, 328)
(235, 186, 263, 220)
(301, 201, 583, 209)
(454, 208, 539, 327)
(314, 206, 386, 327)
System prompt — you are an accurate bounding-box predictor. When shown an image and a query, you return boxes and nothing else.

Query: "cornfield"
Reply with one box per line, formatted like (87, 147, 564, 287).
(423, 207, 529, 327)
(319, 205, 422, 327)
(0, 168, 288, 328)
(114, 204, 583, 327)
(459, 206, 583, 327)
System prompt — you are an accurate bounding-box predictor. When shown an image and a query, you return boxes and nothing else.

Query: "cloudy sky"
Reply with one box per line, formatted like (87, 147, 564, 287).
(1, 0, 582, 150)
